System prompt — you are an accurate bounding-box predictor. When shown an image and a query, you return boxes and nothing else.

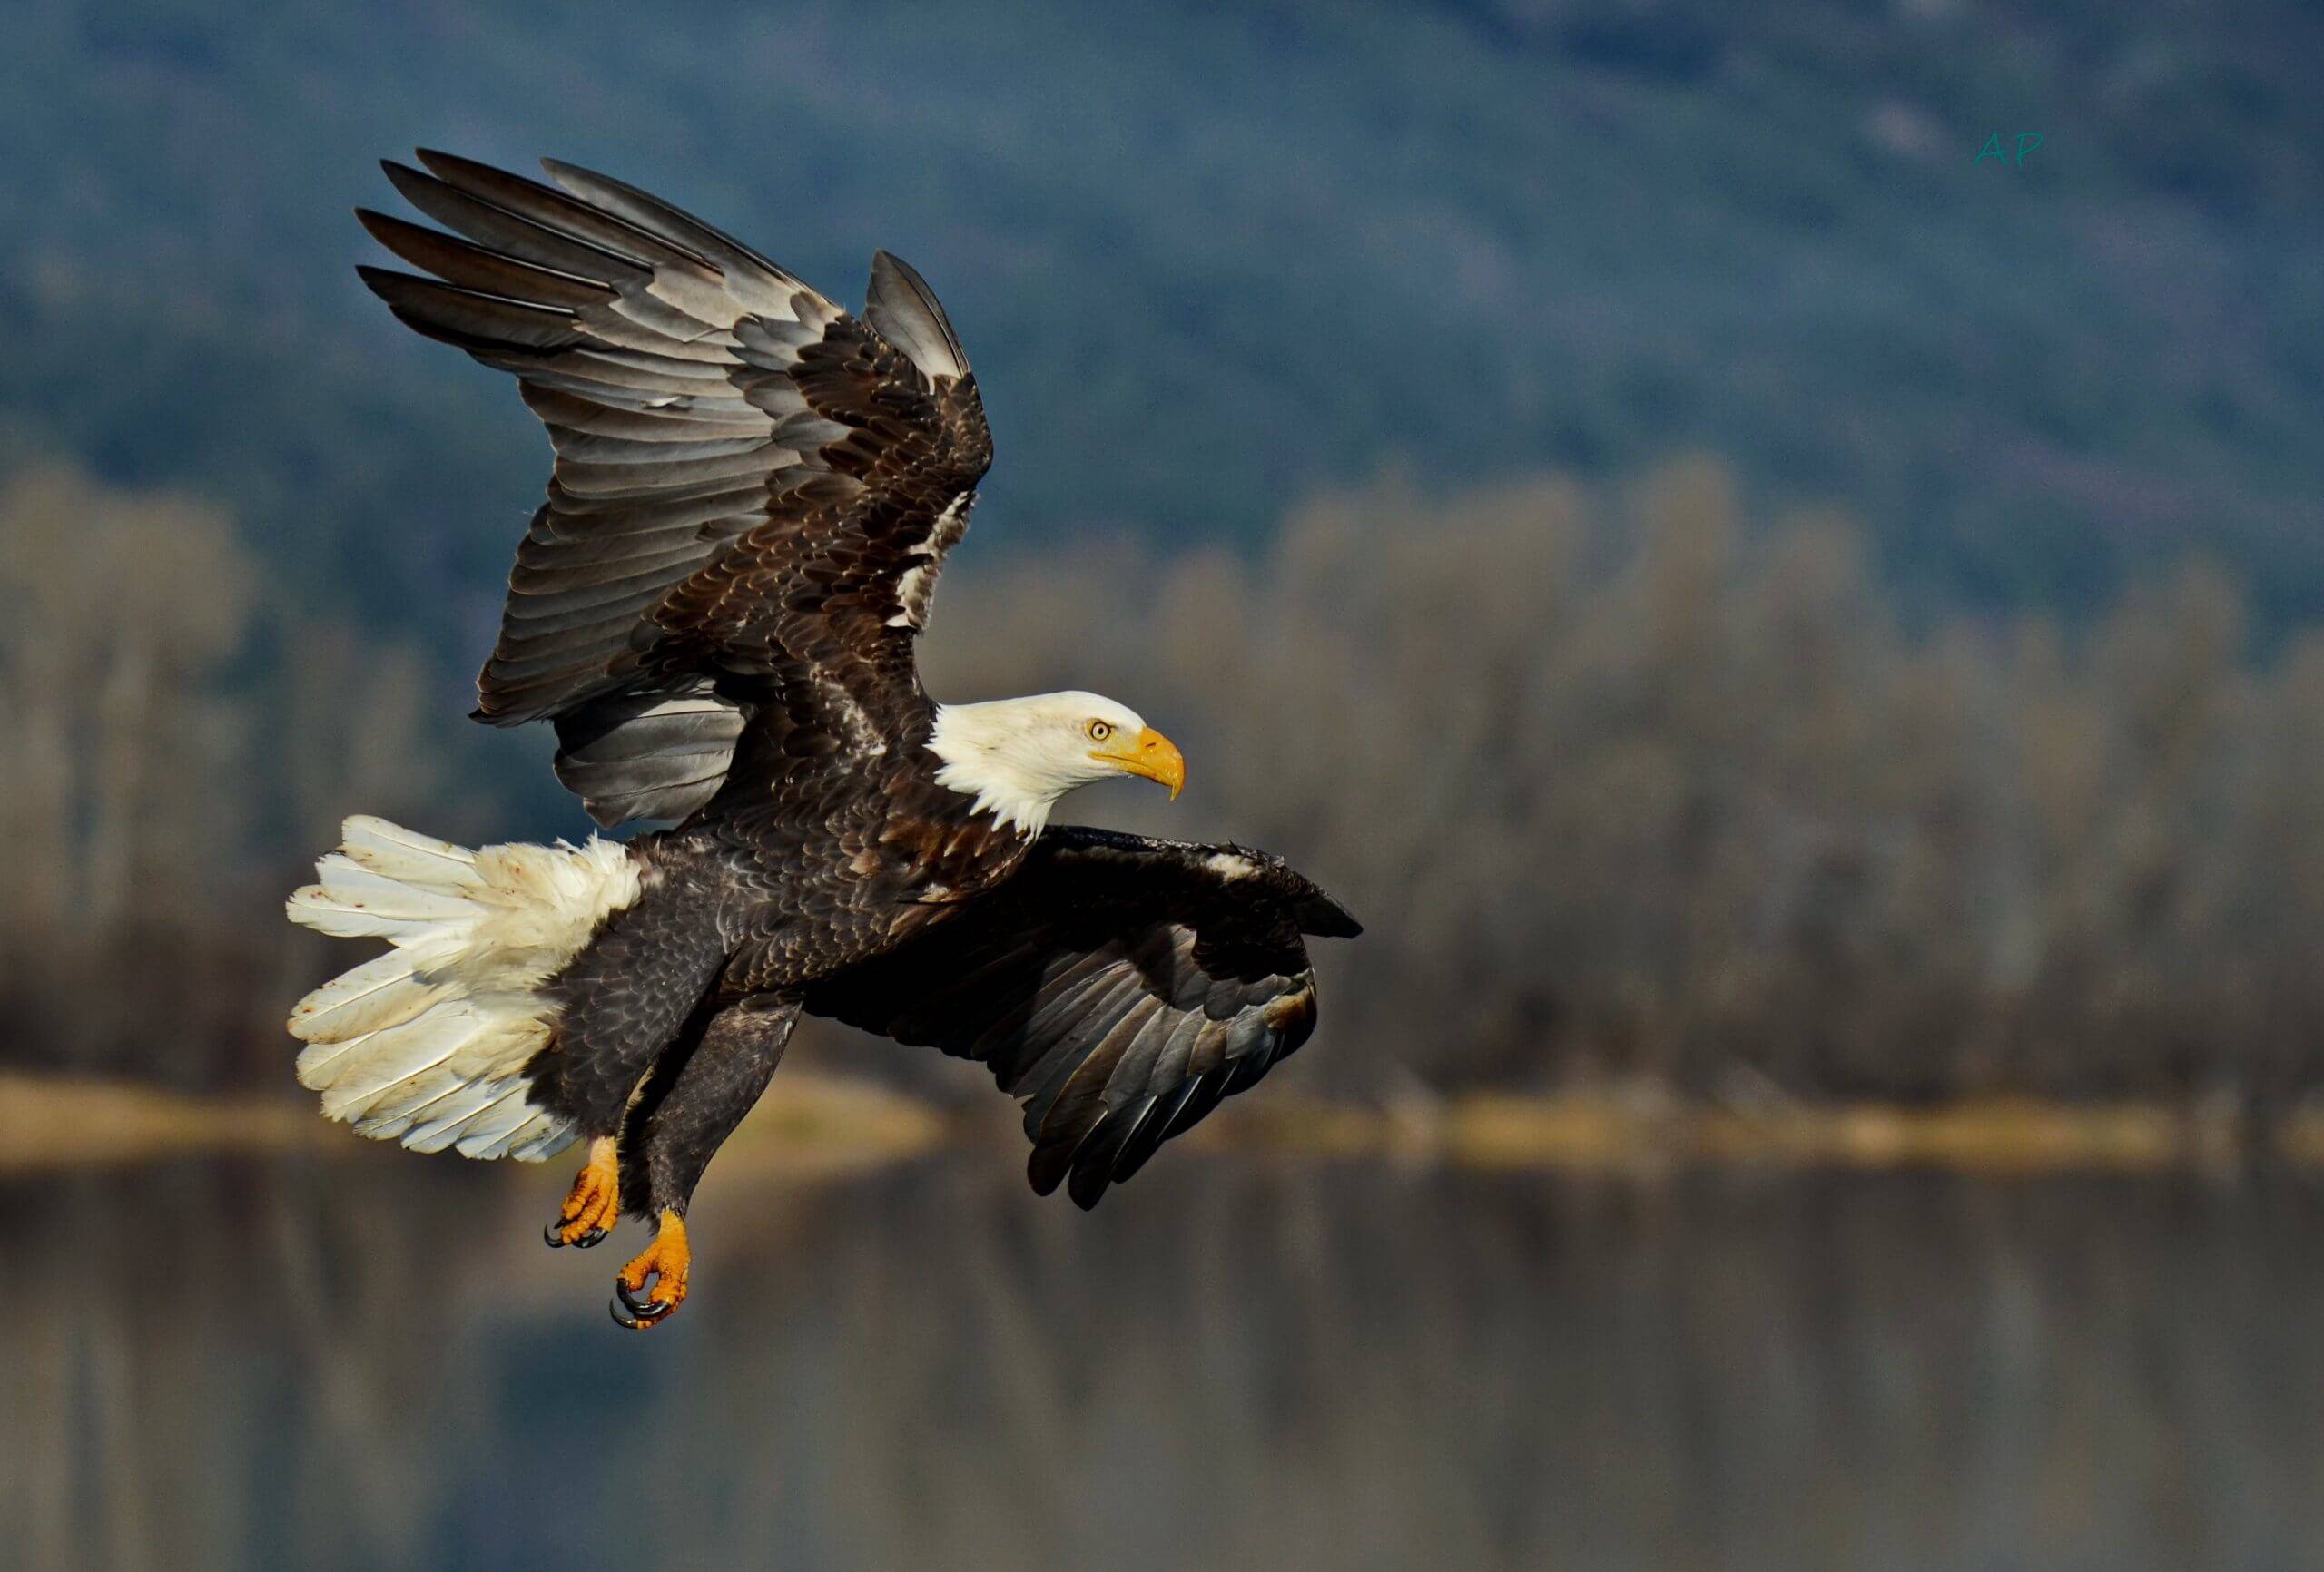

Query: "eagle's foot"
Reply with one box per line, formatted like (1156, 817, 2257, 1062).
(610, 1210, 690, 1329)
(545, 1136, 620, 1249)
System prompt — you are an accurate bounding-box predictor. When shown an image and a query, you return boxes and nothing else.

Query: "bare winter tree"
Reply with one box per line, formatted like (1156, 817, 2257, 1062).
(10, 455, 2324, 1101)
(931, 458, 2324, 1104)
(0, 466, 447, 1082)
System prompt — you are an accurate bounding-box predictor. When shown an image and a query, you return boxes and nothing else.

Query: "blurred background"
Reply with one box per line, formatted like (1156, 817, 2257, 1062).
(5, 3, 2324, 1568)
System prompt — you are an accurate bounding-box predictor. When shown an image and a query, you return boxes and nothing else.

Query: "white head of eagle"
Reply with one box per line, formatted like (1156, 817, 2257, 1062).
(927, 691, 1187, 835)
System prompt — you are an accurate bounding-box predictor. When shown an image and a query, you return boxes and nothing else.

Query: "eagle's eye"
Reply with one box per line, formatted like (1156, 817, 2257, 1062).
(1087, 720, 1115, 742)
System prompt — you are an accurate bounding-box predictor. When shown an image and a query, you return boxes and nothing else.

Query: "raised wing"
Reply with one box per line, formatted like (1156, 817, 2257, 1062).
(357, 152, 992, 825)
(804, 828, 1362, 1207)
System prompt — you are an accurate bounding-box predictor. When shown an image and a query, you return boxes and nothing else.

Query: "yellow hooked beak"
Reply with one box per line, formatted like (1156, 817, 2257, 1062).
(1093, 725, 1186, 800)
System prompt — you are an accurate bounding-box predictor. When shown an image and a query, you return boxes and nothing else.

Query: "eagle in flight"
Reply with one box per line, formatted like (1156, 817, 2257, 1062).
(286, 152, 1360, 1328)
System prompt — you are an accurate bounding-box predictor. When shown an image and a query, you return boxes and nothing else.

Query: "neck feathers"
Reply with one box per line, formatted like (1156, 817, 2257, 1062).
(925, 701, 1062, 836)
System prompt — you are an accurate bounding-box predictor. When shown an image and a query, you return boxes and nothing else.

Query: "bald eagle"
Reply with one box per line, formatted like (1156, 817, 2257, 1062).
(286, 152, 1359, 1328)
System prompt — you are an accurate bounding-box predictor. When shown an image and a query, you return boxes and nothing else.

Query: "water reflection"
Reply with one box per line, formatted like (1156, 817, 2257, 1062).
(9, 1153, 2324, 1571)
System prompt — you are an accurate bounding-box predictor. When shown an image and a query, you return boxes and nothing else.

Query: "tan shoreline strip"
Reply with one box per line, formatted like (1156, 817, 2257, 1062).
(0, 1073, 328, 1175)
(1, 1072, 2314, 1177)
(0, 1071, 946, 1179)
(1161, 1091, 2270, 1174)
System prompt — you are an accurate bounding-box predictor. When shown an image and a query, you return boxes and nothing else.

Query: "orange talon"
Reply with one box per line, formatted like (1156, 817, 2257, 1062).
(546, 1136, 621, 1249)
(611, 1210, 690, 1329)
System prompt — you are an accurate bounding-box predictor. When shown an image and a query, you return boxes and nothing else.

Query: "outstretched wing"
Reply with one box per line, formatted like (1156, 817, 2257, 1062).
(804, 828, 1363, 1207)
(358, 152, 992, 825)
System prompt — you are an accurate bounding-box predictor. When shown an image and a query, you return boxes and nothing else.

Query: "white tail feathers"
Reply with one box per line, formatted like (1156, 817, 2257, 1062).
(285, 815, 644, 1162)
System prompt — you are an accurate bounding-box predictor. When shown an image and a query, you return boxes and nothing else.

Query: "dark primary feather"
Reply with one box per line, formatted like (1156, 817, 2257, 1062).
(804, 828, 1362, 1208)
(357, 152, 993, 825)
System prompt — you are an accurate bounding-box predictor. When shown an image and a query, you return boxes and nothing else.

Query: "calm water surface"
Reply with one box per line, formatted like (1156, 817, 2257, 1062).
(10, 1150, 2324, 1571)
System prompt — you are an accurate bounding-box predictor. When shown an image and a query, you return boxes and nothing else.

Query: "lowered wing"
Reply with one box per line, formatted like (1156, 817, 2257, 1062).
(804, 827, 1362, 1207)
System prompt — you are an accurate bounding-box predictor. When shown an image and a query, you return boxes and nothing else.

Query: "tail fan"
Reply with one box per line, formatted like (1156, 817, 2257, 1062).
(285, 816, 643, 1160)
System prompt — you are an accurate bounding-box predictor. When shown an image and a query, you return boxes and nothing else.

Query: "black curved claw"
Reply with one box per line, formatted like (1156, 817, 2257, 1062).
(547, 1217, 610, 1250)
(615, 1274, 667, 1319)
(613, 1274, 675, 1326)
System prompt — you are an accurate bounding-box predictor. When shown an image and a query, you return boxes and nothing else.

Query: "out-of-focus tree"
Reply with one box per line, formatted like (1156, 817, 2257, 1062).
(274, 617, 445, 870)
(0, 467, 259, 1075)
(0, 465, 451, 1086)
(929, 457, 2324, 1105)
(0, 466, 253, 940)
(15, 453, 2324, 1105)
